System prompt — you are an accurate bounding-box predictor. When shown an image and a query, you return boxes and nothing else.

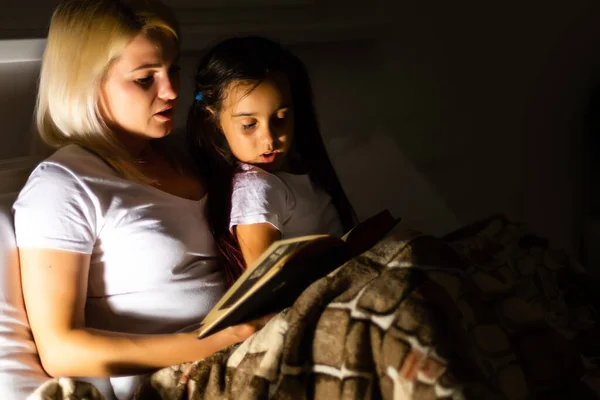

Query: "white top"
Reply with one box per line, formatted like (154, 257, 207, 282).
(230, 163, 343, 239)
(13, 144, 226, 399)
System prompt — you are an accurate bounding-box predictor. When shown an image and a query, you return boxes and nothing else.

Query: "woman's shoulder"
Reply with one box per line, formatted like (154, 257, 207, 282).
(46, 144, 107, 166)
(14, 145, 105, 219)
(33, 144, 115, 181)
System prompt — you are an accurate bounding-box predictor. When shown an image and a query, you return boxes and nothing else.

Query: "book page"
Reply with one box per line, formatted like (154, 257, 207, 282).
(198, 235, 327, 333)
(219, 240, 306, 309)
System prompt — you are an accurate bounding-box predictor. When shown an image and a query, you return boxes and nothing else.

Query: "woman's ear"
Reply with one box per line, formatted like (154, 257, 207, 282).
(206, 106, 216, 116)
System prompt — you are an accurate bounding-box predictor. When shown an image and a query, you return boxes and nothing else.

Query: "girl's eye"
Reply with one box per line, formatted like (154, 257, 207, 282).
(136, 76, 154, 86)
(242, 122, 256, 130)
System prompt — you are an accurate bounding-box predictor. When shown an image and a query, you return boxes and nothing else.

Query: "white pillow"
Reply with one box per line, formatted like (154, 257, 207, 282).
(0, 198, 49, 399)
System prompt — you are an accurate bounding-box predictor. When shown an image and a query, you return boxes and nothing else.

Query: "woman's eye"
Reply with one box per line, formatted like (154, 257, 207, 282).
(242, 122, 256, 130)
(135, 76, 154, 86)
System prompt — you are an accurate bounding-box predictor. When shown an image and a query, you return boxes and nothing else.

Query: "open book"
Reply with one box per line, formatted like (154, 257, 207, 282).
(197, 210, 400, 339)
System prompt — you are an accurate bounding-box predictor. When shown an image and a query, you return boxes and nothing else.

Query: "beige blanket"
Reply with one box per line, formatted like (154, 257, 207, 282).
(30, 217, 600, 399)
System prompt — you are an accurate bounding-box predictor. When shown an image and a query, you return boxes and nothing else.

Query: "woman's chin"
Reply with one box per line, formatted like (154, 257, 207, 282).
(147, 124, 174, 139)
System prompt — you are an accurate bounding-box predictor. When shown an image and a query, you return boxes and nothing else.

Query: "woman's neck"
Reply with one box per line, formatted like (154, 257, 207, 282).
(113, 131, 155, 161)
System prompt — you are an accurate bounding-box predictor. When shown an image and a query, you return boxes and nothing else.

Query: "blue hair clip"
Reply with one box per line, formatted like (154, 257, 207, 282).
(195, 91, 203, 101)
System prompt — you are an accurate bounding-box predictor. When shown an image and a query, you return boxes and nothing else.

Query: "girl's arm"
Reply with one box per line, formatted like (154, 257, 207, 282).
(19, 247, 268, 378)
(235, 223, 281, 267)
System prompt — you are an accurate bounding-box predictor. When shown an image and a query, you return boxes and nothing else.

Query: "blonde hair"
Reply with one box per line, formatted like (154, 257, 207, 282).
(36, 0, 179, 180)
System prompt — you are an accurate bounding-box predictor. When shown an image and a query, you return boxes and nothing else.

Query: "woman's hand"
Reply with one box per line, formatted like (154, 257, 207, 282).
(223, 313, 277, 339)
(179, 313, 276, 379)
(195, 313, 276, 345)
(179, 313, 277, 365)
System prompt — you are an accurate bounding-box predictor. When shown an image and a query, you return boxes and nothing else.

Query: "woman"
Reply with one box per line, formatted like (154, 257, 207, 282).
(12, 1, 269, 399)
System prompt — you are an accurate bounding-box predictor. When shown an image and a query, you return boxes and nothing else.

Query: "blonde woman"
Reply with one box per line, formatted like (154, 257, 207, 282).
(12, 1, 269, 399)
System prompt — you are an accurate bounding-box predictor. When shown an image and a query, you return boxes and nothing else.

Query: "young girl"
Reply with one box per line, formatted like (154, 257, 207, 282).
(187, 36, 357, 286)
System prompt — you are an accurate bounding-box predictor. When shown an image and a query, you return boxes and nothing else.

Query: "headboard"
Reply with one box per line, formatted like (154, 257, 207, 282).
(0, 39, 45, 201)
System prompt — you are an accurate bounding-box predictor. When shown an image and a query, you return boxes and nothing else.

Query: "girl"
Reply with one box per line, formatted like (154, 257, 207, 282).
(13, 2, 269, 399)
(187, 36, 357, 285)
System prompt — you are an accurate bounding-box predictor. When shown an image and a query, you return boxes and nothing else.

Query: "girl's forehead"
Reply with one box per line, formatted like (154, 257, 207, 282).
(223, 76, 292, 110)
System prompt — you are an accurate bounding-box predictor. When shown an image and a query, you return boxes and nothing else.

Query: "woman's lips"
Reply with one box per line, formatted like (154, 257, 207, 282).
(154, 108, 173, 121)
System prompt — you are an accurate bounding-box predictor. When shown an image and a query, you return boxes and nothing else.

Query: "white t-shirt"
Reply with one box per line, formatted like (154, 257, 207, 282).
(230, 163, 343, 239)
(13, 144, 226, 399)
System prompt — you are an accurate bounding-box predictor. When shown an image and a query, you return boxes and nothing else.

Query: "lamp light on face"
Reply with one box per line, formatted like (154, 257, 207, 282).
(98, 29, 180, 153)
(217, 76, 294, 172)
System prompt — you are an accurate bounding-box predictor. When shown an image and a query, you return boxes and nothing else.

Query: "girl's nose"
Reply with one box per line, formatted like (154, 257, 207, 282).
(260, 127, 275, 145)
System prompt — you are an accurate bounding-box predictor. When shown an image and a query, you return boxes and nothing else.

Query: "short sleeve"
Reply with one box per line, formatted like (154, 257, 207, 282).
(229, 168, 291, 233)
(13, 162, 97, 254)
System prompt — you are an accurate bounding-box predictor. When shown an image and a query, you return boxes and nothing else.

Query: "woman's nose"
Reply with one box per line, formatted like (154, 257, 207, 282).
(158, 75, 178, 101)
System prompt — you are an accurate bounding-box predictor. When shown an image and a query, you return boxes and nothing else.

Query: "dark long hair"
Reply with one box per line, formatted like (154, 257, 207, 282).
(186, 36, 356, 286)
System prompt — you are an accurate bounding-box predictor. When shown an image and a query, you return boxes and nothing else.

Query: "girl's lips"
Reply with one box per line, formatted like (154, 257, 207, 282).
(260, 152, 280, 163)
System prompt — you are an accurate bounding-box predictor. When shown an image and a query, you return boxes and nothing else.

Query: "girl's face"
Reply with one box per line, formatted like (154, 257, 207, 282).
(217, 75, 294, 172)
(99, 30, 180, 150)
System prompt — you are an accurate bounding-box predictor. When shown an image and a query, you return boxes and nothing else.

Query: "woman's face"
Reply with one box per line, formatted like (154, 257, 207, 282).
(217, 76, 294, 172)
(99, 30, 180, 148)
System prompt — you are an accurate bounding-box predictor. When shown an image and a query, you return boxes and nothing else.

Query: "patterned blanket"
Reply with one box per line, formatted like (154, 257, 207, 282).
(30, 216, 600, 399)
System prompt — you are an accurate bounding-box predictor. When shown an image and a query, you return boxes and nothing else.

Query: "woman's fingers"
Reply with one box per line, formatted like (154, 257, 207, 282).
(228, 313, 278, 340)
(250, 312, 278, 328)
(190, 313, 280, 362)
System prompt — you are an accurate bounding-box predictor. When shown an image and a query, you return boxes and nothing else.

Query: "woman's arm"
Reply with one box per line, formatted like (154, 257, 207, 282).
(19, 248, 266, 378)
(235, 223, 282, 267)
